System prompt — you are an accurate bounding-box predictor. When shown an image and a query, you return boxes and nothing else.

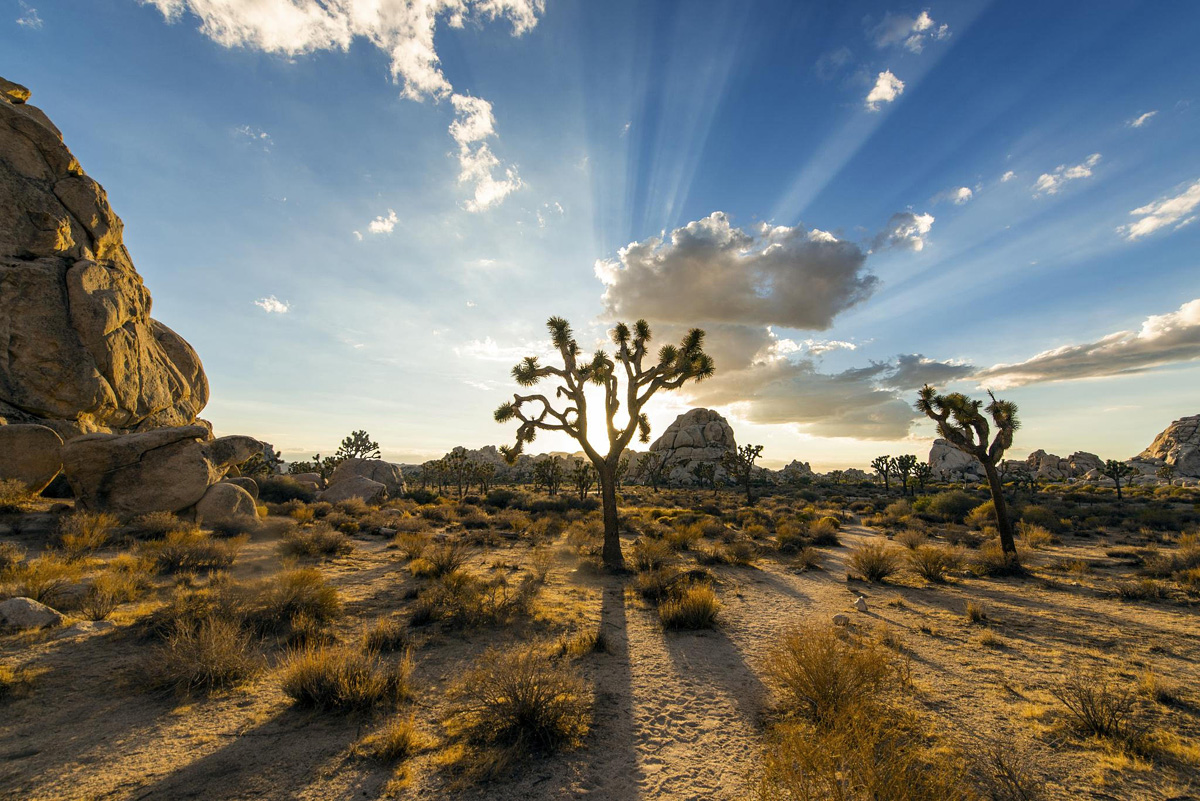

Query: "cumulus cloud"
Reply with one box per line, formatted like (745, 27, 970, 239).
(1117, 178, 1200, 240)
(865, 70, 904, 110)
(1001, 170, 1016, 182)
(976, 298, 1200, 388)
(367, 209, 398, 234)
(145, 0, 538, 210)
(1033, 153, 1101, 196)
(872, 211, 935, 252)
(1127, 110, 1158, 128)
(937, 186, 973, 205)
(869, 10, 949, 53)
(16, 1, 41, 28)
(254, 295, 290, 314)
(596, 212, 877, 330)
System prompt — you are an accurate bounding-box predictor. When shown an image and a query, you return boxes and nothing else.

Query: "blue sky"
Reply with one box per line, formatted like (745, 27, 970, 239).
(5, 0, 1199, 469)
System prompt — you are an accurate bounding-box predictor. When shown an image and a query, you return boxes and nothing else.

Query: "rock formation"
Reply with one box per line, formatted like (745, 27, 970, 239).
(328, 458, 406, 498)
(0, 77, 208, 440)
(1133, 415, 1200, 478)
(928, 438, 984, 482)
(0, 423, 64, 492)
(1023, 449, 1103, 480)
(648, 408, 737, 485)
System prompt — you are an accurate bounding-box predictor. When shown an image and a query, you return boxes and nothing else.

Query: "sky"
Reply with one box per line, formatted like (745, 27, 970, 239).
(5, 0, 1199, 470)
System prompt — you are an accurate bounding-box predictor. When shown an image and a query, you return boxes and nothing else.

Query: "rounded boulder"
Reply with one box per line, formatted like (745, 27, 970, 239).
(0, 424, 64, 493)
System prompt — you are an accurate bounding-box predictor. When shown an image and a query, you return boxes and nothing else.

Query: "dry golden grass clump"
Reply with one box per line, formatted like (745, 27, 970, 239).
(659, 583, 720, 630)
(147, 617, 262, 695)
(410, 570, 540, 629)
(126, 511, 192, 540)
(894, 528, 929, 550)
(0, 479, 36, 513)
(0, 541, 27, 577)
(10, 553, 79, 605)
(409, 542, 469, 578)
(81, 555, 155, 620)
(140, 529, 245, 574)
(442, 643, 591, 781)
(764, 628, 891, 723)
(57, 511, 119, 559)
(278, 522, 353, 559)
(358, 715, 430, 764)
(848, 542, 901, 583)
(630, 537, 674, 572)
(282, 643, 413, 711)
(906, 545, 962, 583)
(364, 617, 411, 654)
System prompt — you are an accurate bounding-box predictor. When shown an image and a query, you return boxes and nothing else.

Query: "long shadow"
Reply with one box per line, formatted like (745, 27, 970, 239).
(574, 578, 645, 797)
(744, 565, 813, 604)
(660, 619, 770, 729)
(128, 705, 362, 799)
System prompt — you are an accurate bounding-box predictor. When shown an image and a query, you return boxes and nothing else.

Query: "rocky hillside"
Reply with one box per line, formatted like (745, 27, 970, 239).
(1133, 414, 1200, 477)
(0, 76, 208, 441)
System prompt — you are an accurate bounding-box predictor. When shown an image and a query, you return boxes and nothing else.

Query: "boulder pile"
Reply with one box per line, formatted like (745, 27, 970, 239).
(648, 408, 737, 485)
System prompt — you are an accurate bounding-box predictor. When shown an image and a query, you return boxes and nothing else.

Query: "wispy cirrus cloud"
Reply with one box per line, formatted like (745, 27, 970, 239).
(16, 1, 42, 28)
(1127, 110, 1158, 128)
(1117, 178, 1200, 240)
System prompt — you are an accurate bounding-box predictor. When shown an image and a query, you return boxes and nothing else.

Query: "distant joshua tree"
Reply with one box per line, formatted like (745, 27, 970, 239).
(1102, 459, 1138, 501)
(691, 461, 718, 493)
(1156, 463, 1176, 483)
(336, 430, 381, 460)
(472, 461, 496, 494)
(917, 385, 1020, 562)
(722, 444, 764, 505)
(893, 454, 918, 496)
(533, 456, 564, 496)
(871, 455, 894, 491)
(912, 461, 932, 493)
(570, 459, 596, 501)
(496, 317, 714, 569)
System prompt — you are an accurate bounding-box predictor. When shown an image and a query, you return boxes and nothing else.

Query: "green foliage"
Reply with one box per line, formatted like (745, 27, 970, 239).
(336, 430, 381, 460)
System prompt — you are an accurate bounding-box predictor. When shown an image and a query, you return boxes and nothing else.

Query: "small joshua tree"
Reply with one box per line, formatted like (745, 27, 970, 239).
(722, 444, 764, 505)
(1102, 459, 1137, 501)
(570, 459, 596, 501)
(533, 456, 564, 496)
(336, 430, 381, 461)
(871, 455, 894, 491)
(496, 317, 714, 569)
(912, 461, 932, 493)
(893, 454, 918, 496)
(917, 385, 1020, 561)
(692, 461, 717, 494)
(1156, 463, 1176, 482)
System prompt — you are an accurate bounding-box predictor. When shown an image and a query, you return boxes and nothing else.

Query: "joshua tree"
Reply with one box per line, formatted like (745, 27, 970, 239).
(871, 455, 894, 491)
(571, 459, 596, 501)
(532, 456, 564, 496)
(893, 454, 918, 496)
(336, 430, 381, 461)
(614, 454, 631, 490)
(691, 461, 718, 494)
(496, 317, 714, 569)
(1102, 459, 1138, 501)
(722, 444, 764, 505)
(635, 450, 684, 490)
(472, 461, 496, 494)
(826, 470, 845, 486)
(917, 385, 1020, 560)
(1156, 463, 1176, 483)
(912, 462, 932, 493)
(240, 443, 282, 477)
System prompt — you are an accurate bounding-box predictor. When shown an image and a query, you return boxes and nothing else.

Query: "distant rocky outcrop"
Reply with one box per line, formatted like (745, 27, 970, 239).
(928, 438, 984, 482)
(1023, 449, 1103, 480)
(781, 460, 814, 478)
(648, 408, 737, 485)
(1133, 415, 1200, 478)
(0, 77, 208, 441)
(325, 458, 406, 499)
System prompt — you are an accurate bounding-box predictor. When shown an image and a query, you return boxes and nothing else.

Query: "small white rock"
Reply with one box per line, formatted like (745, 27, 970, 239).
(853, 596, 868, 613)
(0, 597, 65, 630)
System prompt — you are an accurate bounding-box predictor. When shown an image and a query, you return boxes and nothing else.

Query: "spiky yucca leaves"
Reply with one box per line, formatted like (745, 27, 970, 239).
(916, 386, 1021, 558)
(495, 317, 714, 568)
(1102, 459, 1138, 501)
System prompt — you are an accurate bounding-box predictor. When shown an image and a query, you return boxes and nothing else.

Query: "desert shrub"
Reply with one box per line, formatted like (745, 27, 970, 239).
(944, 527, 984, 549)
(894, 528, 928, 550)
(411, 571, 539, 629)
(663, 525, 700, 551)
(1017, 522, 1055, 549)
(924, 490, 979, 523)
(208, 515, 262, 538)
(659, 583, 720, 630)
(247, 568, 342, 635)
(848, 543, 900, 583)
(410, 543, 469, 578)
(808, 518, 840, 546)
(406, 488, 439, 505)
(724, 540, 757, 566)
(764, 628, 891, 723)
(81, 559, 153, 619)
(393, 530, 431, 561)
(882, 501, 911, 525)
(13, 554, 78, 604)
(630, 538, 674, 572)
(279, 523, 353, 558)
(57, 511, 119, 559)
(127, 511, 190, 540)
(359, 715, 428, 763)
(634, 566, 680, 602)
(1113, 578, 1168, 601)
(282, 644, 413, 711)
(1140, 539, 1200, 579)
(695, 544, 732, 565)
(0, 479, 36, 513)
(0, 663, 30, 700)
(0, 541, 26, 577)
(445, 643, 591, 754)
(140, 583, 243, 641)
(964, 600, 987, 624)
(289, 504, 317, 524)
(775, 521, 809, 552)
(1052, 675, 1148, 744)
(967, 739, 1047, 801)
(1136, 507, 1180, 531)
(147, 617, 261, 694)
(1020, 505, 1062, 533)
(142, 529, 244, 574)
(970, 541, 1026, 577)
(259, 476, 316, 504)
(967, 499, 1016, 530)
(906, 545, 958, 583)
(792, 546, 822, 572)
(364, 617, 410, 653)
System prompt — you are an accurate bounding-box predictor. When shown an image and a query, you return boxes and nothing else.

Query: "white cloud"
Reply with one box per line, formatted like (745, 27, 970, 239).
(977, 298, 1200, 388)
(454, 336, 554, 362)
(870, 10, 949, 53)
(1001, 170, 1016, 182)
(353, 231, 363, 241)
(1127, 110, 1158, 128)
(596, 212, 877, 330)
(865, 70, 904, 111)
(536, 200, 564, 227)
(254, 295, 290, 314)
(16, 1, 41, 28)
(449, 94, 521, 212)
(233, 124, 272, 150)
(872, 211, 935, 252)
(466, 300, 476, 307)
(801, 338, 858, 356)
(144, 0, 540, 210)
(1033, 153, 1101, 196)
(367, 209, 398, 234)
(1117, 178, 1200, 240)
(621, 121, 631, 136)
(936, 186, 973, 205)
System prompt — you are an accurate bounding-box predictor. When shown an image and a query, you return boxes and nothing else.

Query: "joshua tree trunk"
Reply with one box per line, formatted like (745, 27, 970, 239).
(983, 460, 1017, 556)
(597, 460, 621, 568)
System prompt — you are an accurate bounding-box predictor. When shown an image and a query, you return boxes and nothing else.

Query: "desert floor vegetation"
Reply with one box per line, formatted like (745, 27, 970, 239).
(2, 481, 1199, 799)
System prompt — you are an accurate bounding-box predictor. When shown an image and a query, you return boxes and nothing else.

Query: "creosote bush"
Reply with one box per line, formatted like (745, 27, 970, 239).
(279, 523, 353, 559)
(148, 617, 261, 695)
(764, 628, 891, 724)
(848, 542, 900, 583)
(282, 644, 413, 711)
(1052, 674, 1149, 746)
(659, 583, 720, 630)
(141, 529, 245, 574)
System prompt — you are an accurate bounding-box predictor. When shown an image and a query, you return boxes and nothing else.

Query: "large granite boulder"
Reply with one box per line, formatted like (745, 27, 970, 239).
(1134, 415, 1200, 478)
(1023, 449, 1103, 480)
(329, 458, 406, 497)
(648, 408, 737, 485)
(0, 77, 208, 440)
(61, 425, 262, 516)
(0, 596, 64, 629)
(928, 438, 984, 482)
(0, 423, 63, 492)
(194, 482, 258, 524)
(319, 475, 387, 505)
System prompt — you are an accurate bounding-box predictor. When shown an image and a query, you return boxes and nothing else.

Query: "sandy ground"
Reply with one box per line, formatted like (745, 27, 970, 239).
(2, 512, 1199, 800)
